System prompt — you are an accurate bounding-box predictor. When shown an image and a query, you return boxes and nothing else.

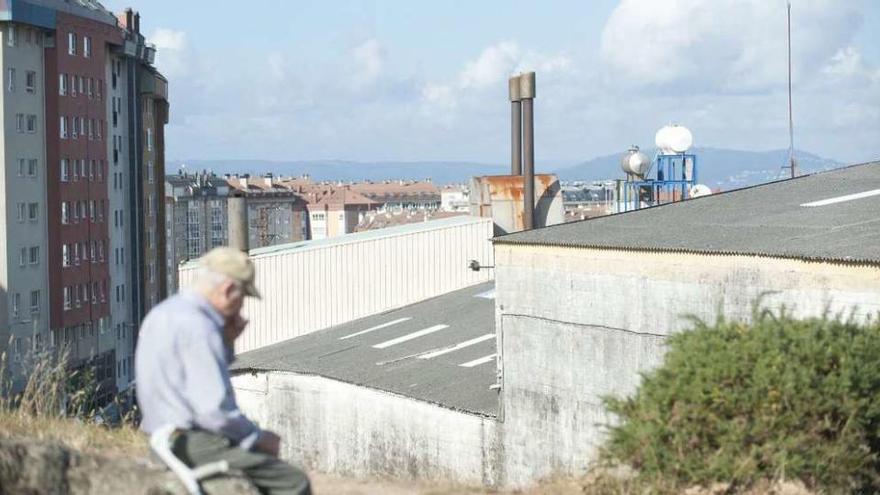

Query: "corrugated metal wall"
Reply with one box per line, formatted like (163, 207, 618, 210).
(179, 216, 495, 353)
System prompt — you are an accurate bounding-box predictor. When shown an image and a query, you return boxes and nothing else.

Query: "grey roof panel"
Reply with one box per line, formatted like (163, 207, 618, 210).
(495, 161, 880, 264)
(232, 282, 499, 417)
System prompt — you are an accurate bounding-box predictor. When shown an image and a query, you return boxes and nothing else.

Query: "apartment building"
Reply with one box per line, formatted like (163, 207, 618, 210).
(351, 180, 440, 212)
(165, 171, 229, 294)
(0, 2, 168, 398)
(227, 175, 309, 249)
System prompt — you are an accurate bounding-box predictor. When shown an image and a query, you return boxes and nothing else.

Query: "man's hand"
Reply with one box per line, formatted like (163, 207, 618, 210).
(254, 430, 281, 457)
(223, 314, 249, 347)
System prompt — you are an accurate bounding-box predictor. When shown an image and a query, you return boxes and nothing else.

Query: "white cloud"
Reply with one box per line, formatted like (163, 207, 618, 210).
(352, 38, 384, 84)
(420, 40, 573, 118)
(600, 0, 861, 92)
(459, 41, 520, 89)
(149, 28, 188, 79)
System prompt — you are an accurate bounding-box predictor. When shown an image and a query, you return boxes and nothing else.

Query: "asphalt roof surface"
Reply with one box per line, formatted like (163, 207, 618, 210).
(232, 282, 499, 417)
(496, 161, 880, 264)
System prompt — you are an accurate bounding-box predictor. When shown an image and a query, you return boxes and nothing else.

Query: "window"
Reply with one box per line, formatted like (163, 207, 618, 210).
(25, 70, 35, 93)
(28, 203, 38, 221)
(26, 115, 36, 133)
(16, 113, 24, 132)
(87, 78, 93, 98)
(59, 73, 67, 96)
(72, 243, 79, 264)
(63, 287, 71, 310)
(72, 117, 79, 139)
(89, 200, 95, 221)
(149, 262, 155, 283)
(30, 290, 40, 314)
(62, 244, 70, 267)
(11, 293, 20, 318)
(77, 76, 83, 95)
(7, 25, 17, 47)
(98, 120, 103, 140)
(99, 239, 105, 262)
(7, 68, 14, 92)
(146, 128, 154, 151)
(61, 202, 69, 224)
(99, 199, 104, 222)
(16, 202, 25, 222)
(147, 161, 154, 183)
(89, 118, 96, 140)
(17, 158, 25, 176)
(97, 79, 102, 100)
(61, 158, 69, 182)
(19, 247, 26, 266)
(67, 32, 76, 55)
(83, 36, 91, 58)
(91, 282, 98, 304)
(60, 116, 68, 139)
(71, 74, 77, 97)
(29, 246, 39, 265)
(88, 159, 94, 180)
(27, 158, 37, 176)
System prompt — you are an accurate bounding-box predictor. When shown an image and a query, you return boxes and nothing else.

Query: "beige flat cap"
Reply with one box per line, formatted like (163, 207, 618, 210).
(199, 247, 261, 299)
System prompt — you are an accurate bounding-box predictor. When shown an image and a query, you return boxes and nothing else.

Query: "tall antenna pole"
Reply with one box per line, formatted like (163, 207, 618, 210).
(787, 0, 797, 178)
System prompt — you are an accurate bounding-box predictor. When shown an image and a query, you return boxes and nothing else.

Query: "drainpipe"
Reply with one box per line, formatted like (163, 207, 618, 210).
(509, 76, 522, 176)
(520, 72, 536, 230)
(228, 194, 249, 252)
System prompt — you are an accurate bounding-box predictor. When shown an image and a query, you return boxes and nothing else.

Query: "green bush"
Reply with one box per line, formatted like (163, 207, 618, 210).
(601, 307, 880, 492)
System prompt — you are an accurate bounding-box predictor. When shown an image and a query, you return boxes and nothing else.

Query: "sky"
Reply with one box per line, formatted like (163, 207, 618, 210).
(100, 0, 880, 165)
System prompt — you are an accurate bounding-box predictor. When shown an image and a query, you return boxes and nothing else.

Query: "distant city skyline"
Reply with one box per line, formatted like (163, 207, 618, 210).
(100, 0, 880, 164)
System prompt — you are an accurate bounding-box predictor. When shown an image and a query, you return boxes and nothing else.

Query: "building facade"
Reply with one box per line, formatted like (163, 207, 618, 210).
(0, 2, 168, 398)
(165, 172, 229, 294)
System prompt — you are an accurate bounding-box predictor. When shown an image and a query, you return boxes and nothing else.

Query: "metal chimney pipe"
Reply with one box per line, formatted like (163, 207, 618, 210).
(228, 194, 249, 252)
(509, 76, 522, 176)
(519, 72, 536, 230)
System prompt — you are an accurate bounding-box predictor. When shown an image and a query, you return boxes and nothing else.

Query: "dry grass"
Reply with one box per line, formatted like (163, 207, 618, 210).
(0, 410, 147, 457)
(0, 346, 146, 457)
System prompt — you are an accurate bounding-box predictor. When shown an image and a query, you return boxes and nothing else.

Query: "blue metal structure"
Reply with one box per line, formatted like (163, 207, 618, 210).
(617, 153, 698, 212)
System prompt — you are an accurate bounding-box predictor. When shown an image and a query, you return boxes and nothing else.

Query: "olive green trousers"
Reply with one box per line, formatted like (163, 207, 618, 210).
(172, 429, 311, 495)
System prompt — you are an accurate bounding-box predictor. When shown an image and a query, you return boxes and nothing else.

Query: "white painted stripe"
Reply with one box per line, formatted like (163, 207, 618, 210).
(459, 353, 497, 368)
(418, 334, 495, 360)
(372, 324, 449, 349)
(338, 317, 411, 340)
(475, 289, 496, 299)
(801, 188, 880, 207)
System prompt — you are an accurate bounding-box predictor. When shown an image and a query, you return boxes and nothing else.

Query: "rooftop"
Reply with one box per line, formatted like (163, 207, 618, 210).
(495, 161, 880, 265)
(232, 282, 498, 416)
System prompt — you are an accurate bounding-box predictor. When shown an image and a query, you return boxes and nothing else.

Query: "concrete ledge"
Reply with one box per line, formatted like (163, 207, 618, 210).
(233, 371, 502, 486)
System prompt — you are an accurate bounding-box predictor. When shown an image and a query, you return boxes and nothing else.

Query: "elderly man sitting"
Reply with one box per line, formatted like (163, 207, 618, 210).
(136, 247, 311, 495)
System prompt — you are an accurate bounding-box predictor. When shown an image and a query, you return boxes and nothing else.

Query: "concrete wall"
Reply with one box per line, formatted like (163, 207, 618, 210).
(181, 216, 495, 353)
(233, 372, 501, 486)
(494, 243, 880, 484)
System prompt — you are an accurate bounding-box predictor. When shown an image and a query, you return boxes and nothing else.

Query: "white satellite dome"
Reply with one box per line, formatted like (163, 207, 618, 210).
(620, 146, 651, 177)
(655, 124, 693, 154)
(689, 184, 712, 198)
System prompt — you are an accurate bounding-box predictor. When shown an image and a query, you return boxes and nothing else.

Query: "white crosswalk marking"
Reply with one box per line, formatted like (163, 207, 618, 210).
(459, 354, 497, 368)
(372, 324, 449, 349)
(418, 334, 495, 360)
(338, 317, 411, 340)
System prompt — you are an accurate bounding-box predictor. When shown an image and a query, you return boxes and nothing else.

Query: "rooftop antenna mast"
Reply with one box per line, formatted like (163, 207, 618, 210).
(787, 0, 797, 178)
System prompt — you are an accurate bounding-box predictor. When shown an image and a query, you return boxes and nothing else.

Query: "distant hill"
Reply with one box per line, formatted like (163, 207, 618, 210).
(554, 148, 842, 189)
(169, 149, 842, 189)
(167, 159, 508, 185)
